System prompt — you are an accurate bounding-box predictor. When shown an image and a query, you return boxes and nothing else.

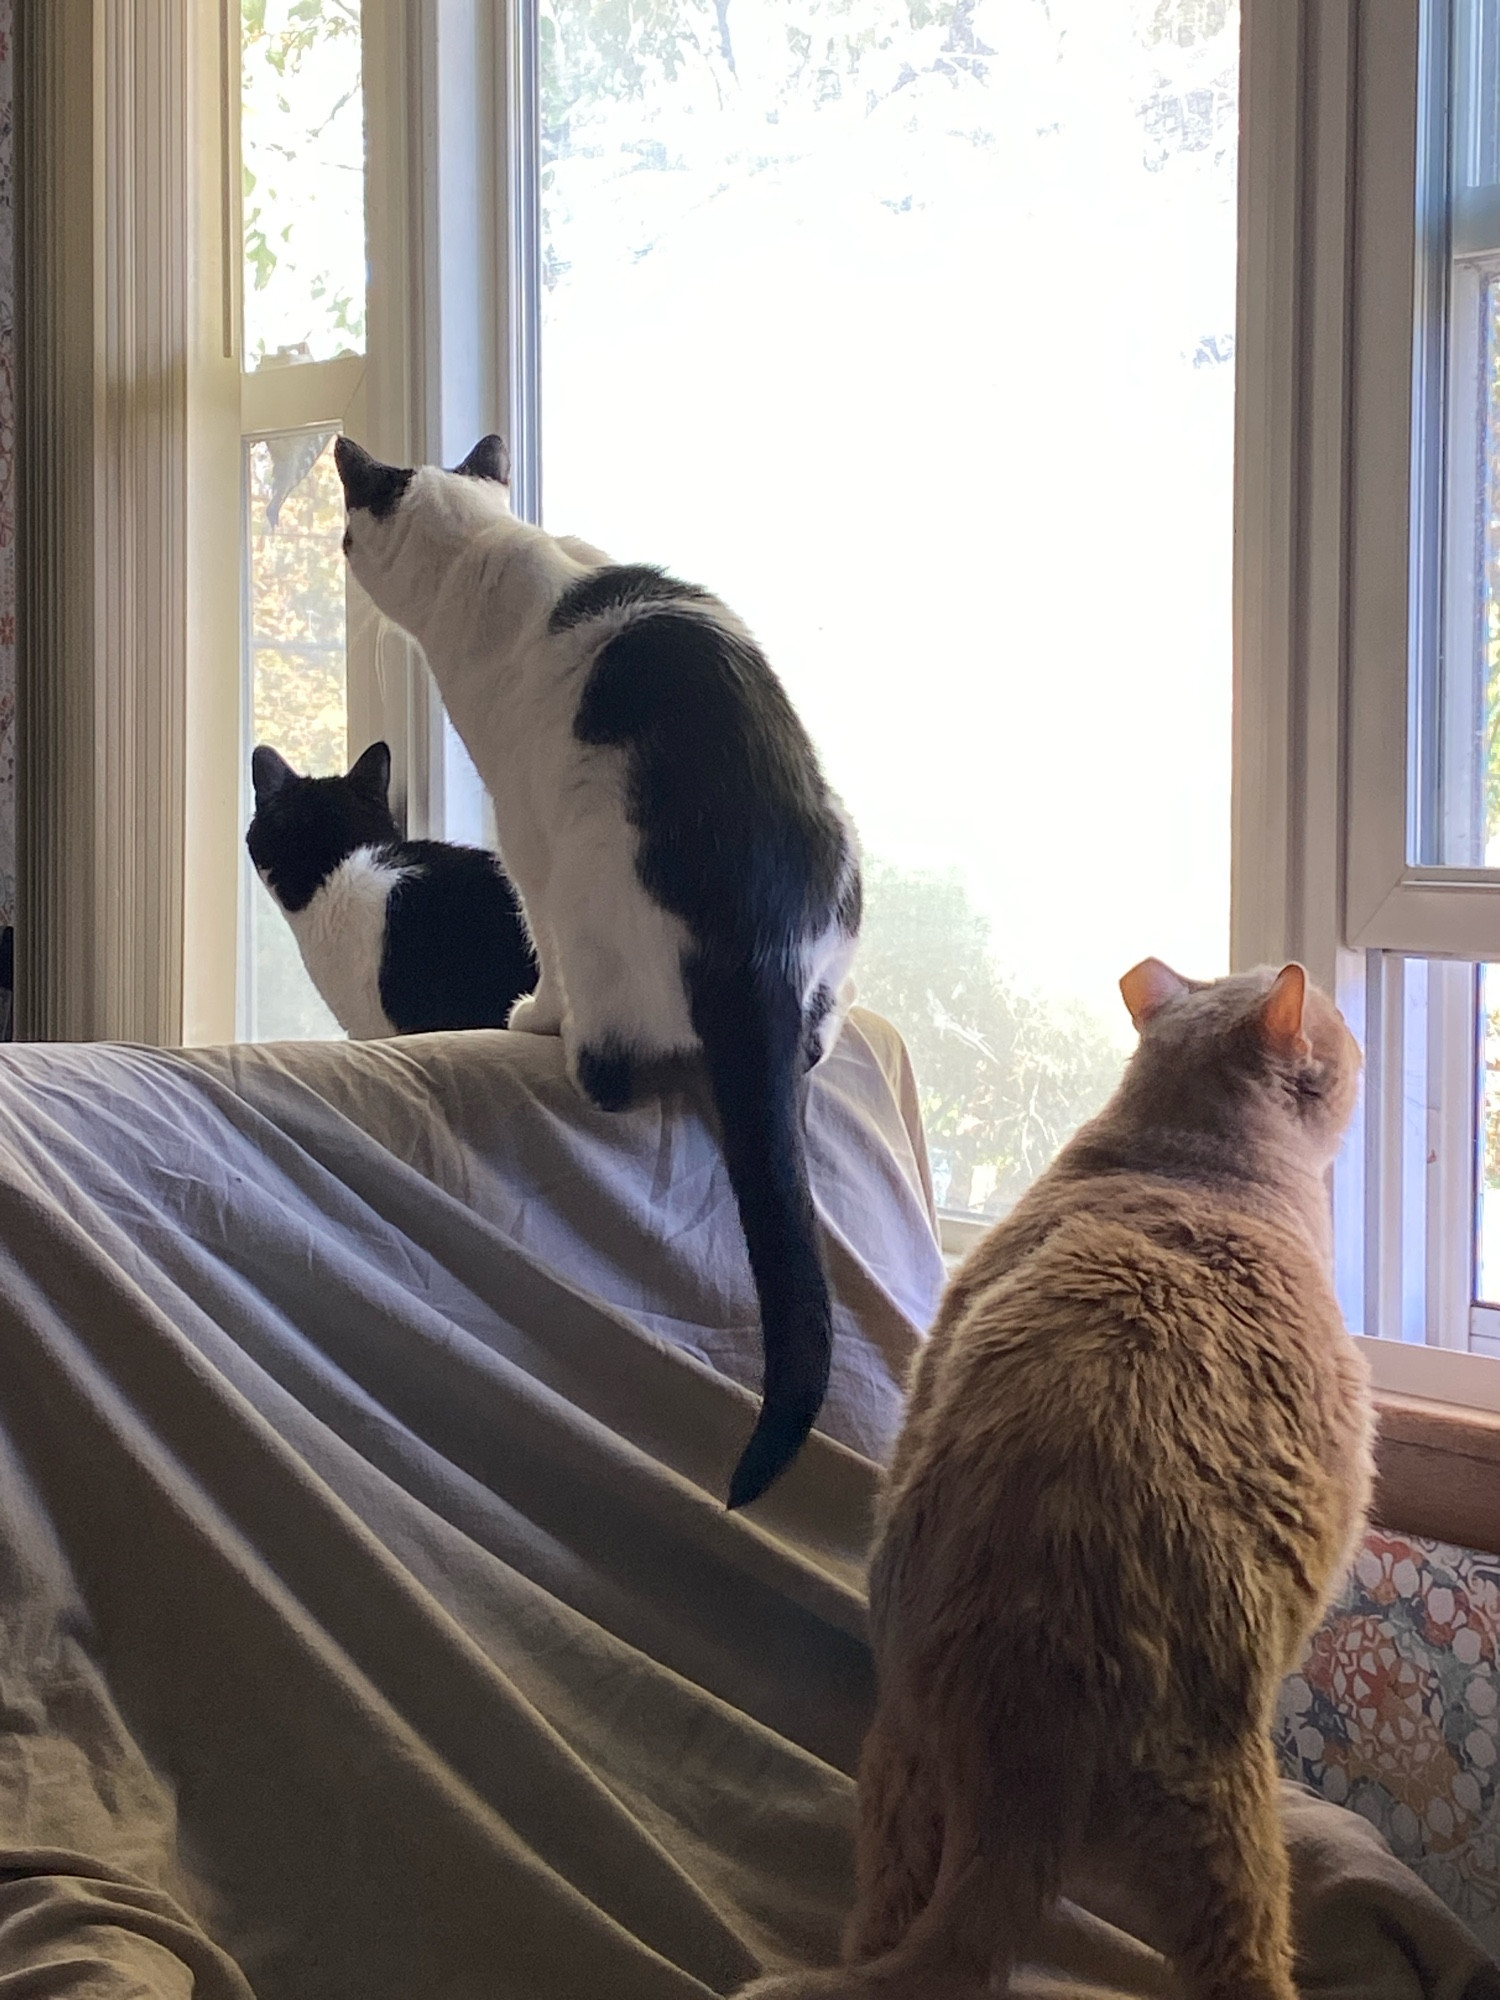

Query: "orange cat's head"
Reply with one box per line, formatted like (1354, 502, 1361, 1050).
(1116, 959, 1361, 1168)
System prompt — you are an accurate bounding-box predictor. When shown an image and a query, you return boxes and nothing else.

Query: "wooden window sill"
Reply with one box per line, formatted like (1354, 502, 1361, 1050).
(1373, 1391, 1500, 1557)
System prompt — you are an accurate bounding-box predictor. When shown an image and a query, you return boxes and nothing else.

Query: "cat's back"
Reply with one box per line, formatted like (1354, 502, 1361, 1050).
(914, 1176, 1361, 1503)
(878, 1175, 1371, 1722)
(379, 839, 535, 1034)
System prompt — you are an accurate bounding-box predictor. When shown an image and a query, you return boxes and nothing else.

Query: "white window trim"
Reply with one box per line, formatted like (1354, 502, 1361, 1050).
(1344, 1, 1500, 959)
(1236, 0, 1500, 1403)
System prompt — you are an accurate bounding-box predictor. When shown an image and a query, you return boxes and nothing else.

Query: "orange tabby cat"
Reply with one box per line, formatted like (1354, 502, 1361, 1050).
(741, 960, 1373, 2000)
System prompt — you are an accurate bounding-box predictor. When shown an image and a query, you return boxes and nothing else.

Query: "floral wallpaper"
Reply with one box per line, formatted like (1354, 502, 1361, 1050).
(1277, 1528, 1500, 1958)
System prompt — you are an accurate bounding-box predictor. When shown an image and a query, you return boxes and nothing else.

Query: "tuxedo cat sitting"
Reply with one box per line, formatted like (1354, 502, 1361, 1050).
(247, 740, 536, 1039)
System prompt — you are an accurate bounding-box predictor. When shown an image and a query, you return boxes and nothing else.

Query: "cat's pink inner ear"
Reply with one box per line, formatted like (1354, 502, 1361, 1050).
(1259, 962, 1311, 1056)
(1119, 957, 1190, 1030)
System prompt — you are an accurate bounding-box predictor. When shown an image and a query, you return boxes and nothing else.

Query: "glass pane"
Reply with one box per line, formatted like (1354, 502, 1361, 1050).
(1416, 0, 1500, 864)
(1456, 0, 1500, 193)
(539, 0, 1238, 1214)
(241, 0, 367, 365)
(1345, 955, 1489, 1350)
(244, 430, 346, 1040)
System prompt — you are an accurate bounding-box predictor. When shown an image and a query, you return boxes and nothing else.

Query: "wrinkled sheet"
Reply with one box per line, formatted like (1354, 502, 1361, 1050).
(0, 1012, 1489, 1999)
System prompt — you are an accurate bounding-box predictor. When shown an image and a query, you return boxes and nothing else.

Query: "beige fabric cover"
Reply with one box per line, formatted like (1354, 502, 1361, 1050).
(0, 1015, 1487, 1998)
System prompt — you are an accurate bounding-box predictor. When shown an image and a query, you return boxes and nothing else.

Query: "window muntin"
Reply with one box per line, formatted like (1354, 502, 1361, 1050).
(537, 0, 1239, 1215)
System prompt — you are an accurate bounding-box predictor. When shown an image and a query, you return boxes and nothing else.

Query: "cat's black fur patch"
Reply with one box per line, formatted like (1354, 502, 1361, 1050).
(689, 954, 832, 1511)
(247, 749, 398, 912)
(573, 607, 853, 1507)
(548, 564, 711, 635)
(574, 1041, 636, 1112)
(379, 844, 536, 1033)
(334, 437, 413, 520)
(573, 609, 847, 945)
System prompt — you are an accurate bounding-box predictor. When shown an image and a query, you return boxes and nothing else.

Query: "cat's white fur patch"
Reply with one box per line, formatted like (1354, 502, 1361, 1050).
(273, 848, 407, 1039)
(344, 481, 857, 1065)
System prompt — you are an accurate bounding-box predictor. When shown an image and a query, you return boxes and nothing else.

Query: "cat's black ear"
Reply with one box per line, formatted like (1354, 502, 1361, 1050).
(347, 740, 392, 804)
(252, 745, 296, 807)
(453, 434, 511, 486)
(334, 435, 414, 519)
(1119, 957, 1191, 1030)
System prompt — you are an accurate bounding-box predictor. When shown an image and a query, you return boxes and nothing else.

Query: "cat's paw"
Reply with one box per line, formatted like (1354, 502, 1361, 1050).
(507, 993, 562, 1036)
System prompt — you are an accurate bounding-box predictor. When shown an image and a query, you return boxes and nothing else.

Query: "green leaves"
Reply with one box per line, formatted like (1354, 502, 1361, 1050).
(856, 863, 1123, 1212)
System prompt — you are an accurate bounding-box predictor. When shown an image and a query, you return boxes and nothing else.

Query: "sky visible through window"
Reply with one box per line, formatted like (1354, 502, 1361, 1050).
(540, 0, 1239, 1211)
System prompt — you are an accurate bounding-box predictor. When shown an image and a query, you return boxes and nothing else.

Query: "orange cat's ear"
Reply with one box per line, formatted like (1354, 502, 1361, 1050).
(1258, 962, 1311, 1058)
(1120, 957, 1190, 1030)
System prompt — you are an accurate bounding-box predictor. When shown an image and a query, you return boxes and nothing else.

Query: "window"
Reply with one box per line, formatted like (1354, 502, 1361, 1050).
(1331, 0, 1500, 1401)
(536, 0, 1241, 1225)
(23, 0, 1500, 1415)
(237, 0, 369, 1039)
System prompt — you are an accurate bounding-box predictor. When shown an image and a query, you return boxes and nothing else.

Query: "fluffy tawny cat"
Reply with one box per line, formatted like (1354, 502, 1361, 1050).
(334, 434, 861, 1507)
(740, 959, 1373, 2000)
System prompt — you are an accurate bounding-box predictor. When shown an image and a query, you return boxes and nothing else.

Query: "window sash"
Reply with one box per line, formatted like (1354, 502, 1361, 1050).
(1348, 0, 1500, 955)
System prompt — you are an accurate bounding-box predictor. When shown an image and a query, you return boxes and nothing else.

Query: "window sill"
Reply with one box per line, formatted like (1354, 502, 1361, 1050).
(1374, 1390, 1500, 1558)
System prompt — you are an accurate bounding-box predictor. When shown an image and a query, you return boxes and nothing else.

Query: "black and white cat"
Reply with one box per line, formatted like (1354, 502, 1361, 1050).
(247, 739, 537, 1038)
(335, 433, 862, 1507)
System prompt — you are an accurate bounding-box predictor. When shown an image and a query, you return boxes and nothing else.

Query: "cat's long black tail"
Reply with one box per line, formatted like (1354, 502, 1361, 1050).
(688, 953, 832, 1510)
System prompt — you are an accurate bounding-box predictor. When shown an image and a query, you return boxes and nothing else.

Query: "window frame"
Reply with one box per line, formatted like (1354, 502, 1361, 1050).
(1344, 1, 1500, 958)
(21, 0, 1500, 1419)
(1215, 0, 1500, 1405)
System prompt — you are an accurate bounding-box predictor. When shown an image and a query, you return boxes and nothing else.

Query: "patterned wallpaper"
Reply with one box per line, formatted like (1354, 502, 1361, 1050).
(1278, 1528, 1500, 1958)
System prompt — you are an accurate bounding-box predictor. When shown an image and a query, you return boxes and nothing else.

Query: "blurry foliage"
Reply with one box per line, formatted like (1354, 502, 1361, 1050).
(241, 0, 365, 355)
(246, 435, 348, 1038)
(540, 0, 991, 171)
(247, 437, 346, 778)
(1136, 0, 1230, 49)
(857, 863, 1124, 1211)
